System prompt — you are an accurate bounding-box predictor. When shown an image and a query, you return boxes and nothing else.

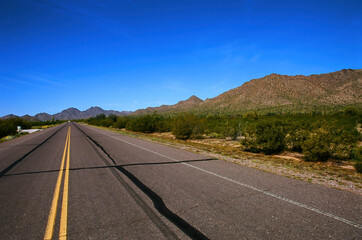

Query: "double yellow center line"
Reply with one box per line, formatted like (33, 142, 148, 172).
(44, 127, 71, 240)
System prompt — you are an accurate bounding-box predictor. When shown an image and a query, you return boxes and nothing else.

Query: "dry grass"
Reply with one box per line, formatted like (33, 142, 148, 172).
(91, 125, 362, 195)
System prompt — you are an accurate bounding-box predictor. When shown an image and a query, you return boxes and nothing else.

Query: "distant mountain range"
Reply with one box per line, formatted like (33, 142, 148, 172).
(2, 69, 361, 120)
(1, 107, 131, 121)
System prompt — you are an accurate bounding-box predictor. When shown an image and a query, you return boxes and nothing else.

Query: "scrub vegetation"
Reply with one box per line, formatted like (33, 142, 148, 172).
(86, 107, 361, 172)
(0, 118, 65, 139)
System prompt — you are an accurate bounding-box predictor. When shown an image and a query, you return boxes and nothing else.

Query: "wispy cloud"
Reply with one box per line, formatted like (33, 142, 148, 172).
(0, 82, 16, 90)
(0, 76, 50, 89)
(33, 0, 134, 38)
(19, 74, 64, 86)
(0, 74, 65, 89)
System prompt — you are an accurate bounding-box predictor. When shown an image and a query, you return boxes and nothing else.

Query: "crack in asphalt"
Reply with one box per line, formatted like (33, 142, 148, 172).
(74, 123, 209, 240)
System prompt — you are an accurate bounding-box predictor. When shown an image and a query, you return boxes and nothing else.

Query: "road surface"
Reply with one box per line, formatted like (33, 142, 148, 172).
(0, 122, 361, 239)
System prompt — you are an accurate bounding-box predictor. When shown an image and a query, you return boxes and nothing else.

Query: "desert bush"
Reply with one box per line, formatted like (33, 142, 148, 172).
(96, 114, 106, 120)
(125, 114, 169, 133)
(355, 162, 362, 173)
(100, 118, 114, 127)
(243, 111, 259, 120)
(242, 120, 286, 154)
(126, 115, 156, 133)
(223, 118, 243, 140)
(154, 118, 172, 132)
(0, 120, 17, 138)
(113, 117, 129, 129)
(87, 114, 108, 126)
(301, 128, 332, 162)
(208, 132, 223, 139)
(285, 129, 308, 152)
(108, 114, 118, 122)
(0, 118, 33, 139)
(330, 128, 358, 160)
(343, 106, 358, 116)
(350, 146, 362, 173)
(255, 120, 286, 154)
(172, 113, 203, 140)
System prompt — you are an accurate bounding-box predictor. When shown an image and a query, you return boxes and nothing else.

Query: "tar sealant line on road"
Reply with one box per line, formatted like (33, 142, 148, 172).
(75, 124, 209, 240)
(89, 126, 362, 230)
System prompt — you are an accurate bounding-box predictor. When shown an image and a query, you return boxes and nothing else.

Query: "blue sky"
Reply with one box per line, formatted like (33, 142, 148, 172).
(0, 0, 361, 116)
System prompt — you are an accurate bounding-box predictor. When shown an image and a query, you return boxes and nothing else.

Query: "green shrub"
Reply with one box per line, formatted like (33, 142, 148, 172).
(96, 114, 106, 120)
(350, 146, 362, 160)
(100, 118, 114, 127)
(154, 119, 172, 132)
(223, 119, 243, 140)
(343, 106, 358, 116)
(126, 115, 155, 133)
(172, 113, 203, 140)
(350, 146, 362, 173)
(125, 114, 166, 133)
(302, 128, 331, 162)
(285, 129, 308, 152)
(355, 162, 362, 173)
(0, 120, 17, 138)
(255, 121, 286, 154)
(208, 132, 223, 139)
(108, 114, 118, 122)
(242, 120, 286, 154)
(0, 117, 32, 139)
(330, 128, 358, 160)
(113, 117, 128, 129)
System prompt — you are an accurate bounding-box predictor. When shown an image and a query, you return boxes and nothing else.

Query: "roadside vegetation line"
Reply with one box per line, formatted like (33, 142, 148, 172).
(0, 124, 62, 157)
(59, 127, 71, 240)
(44, 127, 71, 240)
(89, 126, 362, 229)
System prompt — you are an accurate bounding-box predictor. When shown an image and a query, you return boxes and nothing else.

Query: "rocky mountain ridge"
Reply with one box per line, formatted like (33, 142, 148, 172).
(133, 69, 361, 115)
(195, 68, 361, 113)
(133, 95, 203, 115)
(1, 107, 130, 121)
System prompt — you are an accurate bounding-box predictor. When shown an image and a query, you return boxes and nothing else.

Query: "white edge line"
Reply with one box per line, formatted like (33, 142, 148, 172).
(90, 126, 362, 229)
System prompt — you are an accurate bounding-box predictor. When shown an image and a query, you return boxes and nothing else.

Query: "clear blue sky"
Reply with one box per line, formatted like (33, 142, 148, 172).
(1, 0, 361, 116)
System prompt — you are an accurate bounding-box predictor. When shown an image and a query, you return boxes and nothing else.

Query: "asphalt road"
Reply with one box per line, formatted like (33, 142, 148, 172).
(0, 122, 361, 239)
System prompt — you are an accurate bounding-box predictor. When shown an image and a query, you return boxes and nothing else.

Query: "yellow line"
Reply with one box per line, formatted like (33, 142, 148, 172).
(44, 127, 70, 240)
(59, 127, 70, 240)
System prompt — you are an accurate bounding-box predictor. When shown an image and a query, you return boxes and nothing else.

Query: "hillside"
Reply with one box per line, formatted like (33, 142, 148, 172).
(197, 69, 361, 113)
(134, 69, 361, 115)
(134, 95, 203, 115)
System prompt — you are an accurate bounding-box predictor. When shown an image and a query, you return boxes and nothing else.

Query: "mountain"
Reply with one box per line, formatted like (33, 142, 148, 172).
(53, 107, 130, 120)
(1, 107, 131, 121)
(196, 69, 361, 113)
(134, 69, 361, 115)
(1, 114, 18, 120)
(21, 115, 38, 122)
(53, 107, 82, 120)
(35, 113, 53, 121)
(81, 106, 131, 119)
(134, 95, 203, 115)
